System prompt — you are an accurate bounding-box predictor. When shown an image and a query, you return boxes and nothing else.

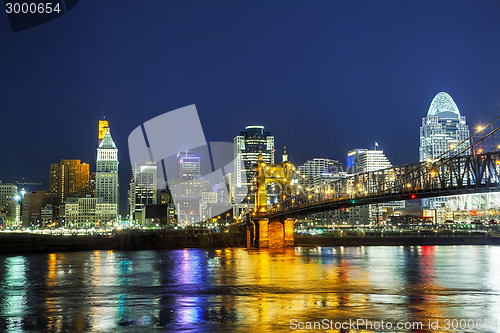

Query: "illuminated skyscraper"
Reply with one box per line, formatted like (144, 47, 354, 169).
(419, 92, 470, 162)
(342, 148, 402, 224)
(346, 149, 392, 175)
(419, 92, 471, 212)
(0, 181, 20, 226)
(234, 125, 274, 188)
(98, 119, 109, 145)
(298, 158, 344, 189)
(177, 151, 201, 180)
(233, 125, 274, 215)
(21, 190, 46, 227)
(129, 161, 157, 221)
(96, 127, 119, 216)
(49, 159, 90, 207)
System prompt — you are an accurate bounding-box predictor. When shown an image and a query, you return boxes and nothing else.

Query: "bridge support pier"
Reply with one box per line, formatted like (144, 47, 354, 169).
(284, 218, 295, 247)
(248, 217, 295, 248)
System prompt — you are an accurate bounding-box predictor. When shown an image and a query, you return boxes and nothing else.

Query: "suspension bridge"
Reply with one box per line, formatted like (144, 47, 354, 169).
(244, 115, 500, 248)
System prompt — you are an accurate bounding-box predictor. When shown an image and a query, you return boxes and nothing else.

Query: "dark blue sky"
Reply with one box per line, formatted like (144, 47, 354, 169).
(1, 1, 500, 209)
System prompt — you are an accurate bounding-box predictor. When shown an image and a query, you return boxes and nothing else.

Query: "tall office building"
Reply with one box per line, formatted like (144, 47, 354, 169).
(21, 190, 46, 227)
(0, 181, 20, 226)
(346, 149, 392, 175)
(98, 119, 109, 145)
(96, 128, 119, 215)
(234, 126, 274, 188)
(343, 148, 403, 224)
(297, 158, 344, 189)
(129, 162, 157, 220)
(49, 159, 90, 207)
(177, 151, 201, 180)
(420, 92, 470, 162)
(419, 92, 471, 213)
(233, 125, 274, 215)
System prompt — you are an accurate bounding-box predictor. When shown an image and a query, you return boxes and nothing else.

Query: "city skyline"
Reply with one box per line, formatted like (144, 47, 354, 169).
(1, 3, 500, 331)
(1, 1, 500, 210)
(0, 90, 496, 213)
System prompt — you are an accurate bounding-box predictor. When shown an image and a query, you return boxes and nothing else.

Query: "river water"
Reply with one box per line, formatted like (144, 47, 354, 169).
(0, 246, 499, 332)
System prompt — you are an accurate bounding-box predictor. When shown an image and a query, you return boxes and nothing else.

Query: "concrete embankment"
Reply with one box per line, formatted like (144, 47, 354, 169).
(295, 235, 500, 246)
(0, 230, 246, 254)
(1, 231, 498, 254)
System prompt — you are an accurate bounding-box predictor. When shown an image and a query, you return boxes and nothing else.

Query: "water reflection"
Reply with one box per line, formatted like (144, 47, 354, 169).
(0, 246, 498, 332)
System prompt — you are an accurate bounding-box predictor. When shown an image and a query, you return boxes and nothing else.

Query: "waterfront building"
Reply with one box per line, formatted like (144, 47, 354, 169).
(234, 126, 274, 188)
(344, 148, 403, 224)
(213, 182, 231, 204)
(89, 172, 96, 197)
(169, 177, 210, 225)
(447, 194, 500, 223)
(95, 128, 119, 217)
(48, 159, 90, 216)
(419, 92, 470, 162)
(297, 158, 344, 189)
(346, 149, 392, 175)
(177, 151, 201, 180)
(60, 197, 117, 227)
(0, 181, 20, 226)
(199, 192, 218, 222)
(233, 125, 274, 215)
(419, 92, 471, 215)
(160, 188, 172, 205)
(98, 119, 109, 145)
(41, 204, 53, 226)
(141, 204, 169, 226)
(129, 161, 157, 221)
(21, 190, 46, 227)
(313, 172, 347, 187)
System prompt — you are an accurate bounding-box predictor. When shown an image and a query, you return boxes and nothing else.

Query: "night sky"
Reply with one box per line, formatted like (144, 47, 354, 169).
(1, 1, 500, 210)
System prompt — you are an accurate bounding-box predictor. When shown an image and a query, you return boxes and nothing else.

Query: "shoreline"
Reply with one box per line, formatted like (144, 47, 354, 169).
(294, 235, 500, 246)
(0, 231, 499, 254)
(0, 230, 246, 254)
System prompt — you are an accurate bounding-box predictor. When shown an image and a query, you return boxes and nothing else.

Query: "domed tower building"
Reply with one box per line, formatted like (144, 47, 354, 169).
(420, 92, 471, 162)
(419, 92, 471, 219)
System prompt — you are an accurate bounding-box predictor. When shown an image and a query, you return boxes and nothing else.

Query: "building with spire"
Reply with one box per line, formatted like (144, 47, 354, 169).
(96, 127, 119, 217)
(98, 119, 109, 145)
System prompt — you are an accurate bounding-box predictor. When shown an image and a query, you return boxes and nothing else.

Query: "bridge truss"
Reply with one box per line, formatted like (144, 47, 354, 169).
(264, 117, 500, 220)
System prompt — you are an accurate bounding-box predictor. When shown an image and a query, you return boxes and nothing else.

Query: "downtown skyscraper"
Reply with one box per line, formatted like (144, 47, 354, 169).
(234, 125, 274, 188)
(419, 92, 471, 162)
(49, 159, 90, 206)
(128, 161, 157, 221)
(233, 125, 274, 215)
(419, 92, 471, 213)
(96, 127, 119, 216)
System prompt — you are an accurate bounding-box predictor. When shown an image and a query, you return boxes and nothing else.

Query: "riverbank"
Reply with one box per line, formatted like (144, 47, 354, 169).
(0, 230, 246, 254)
(1, 231, 499, 254)
(295, 235, 500, 246)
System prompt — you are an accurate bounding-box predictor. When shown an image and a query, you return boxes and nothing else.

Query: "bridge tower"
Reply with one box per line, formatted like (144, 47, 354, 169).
(248, 148, 296, 248)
